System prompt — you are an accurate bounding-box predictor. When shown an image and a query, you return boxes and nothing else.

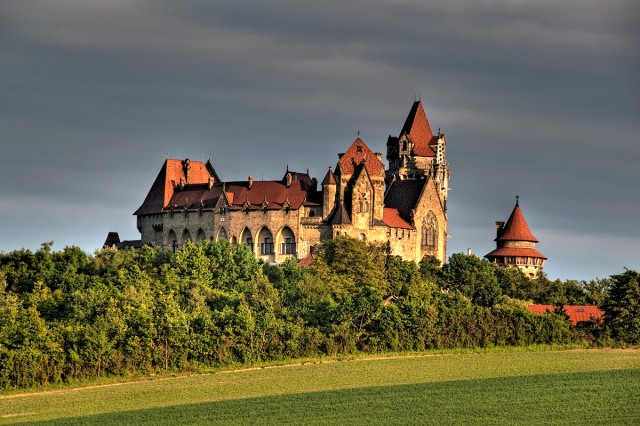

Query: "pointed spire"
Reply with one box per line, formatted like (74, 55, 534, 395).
(496, 198, 538, 242)
(322, 166, 337, 185)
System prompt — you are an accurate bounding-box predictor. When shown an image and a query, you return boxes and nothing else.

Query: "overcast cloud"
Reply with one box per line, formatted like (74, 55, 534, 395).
(1, 0, 638, 280)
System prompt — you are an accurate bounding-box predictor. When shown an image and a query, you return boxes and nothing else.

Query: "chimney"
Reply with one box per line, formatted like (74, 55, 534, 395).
(208, 176, 214, 189)
(285, 172, 292, 187)
(248, 176, 253, 189)
(495, 221, 505, 238)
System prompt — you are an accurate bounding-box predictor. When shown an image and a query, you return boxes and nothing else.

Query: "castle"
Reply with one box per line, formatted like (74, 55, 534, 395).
(133, 101, 450, 264)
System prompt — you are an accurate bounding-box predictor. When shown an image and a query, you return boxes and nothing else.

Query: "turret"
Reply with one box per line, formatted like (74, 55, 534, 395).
(322, 167, 337, 220)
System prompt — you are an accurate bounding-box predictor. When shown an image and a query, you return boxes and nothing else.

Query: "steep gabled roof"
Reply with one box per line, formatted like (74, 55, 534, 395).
(134, 159, 214, 215)
(384, 179, 427, 222)
(497, 201, 539, 242)
(337, 138, 385, 177)
(400, 101, 436, 157)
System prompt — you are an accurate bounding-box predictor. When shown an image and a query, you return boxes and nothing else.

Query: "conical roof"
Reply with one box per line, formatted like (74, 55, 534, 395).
(321, 167, 336, 185)
(400, 101, 436, 157)
(496, 200, 539, 242)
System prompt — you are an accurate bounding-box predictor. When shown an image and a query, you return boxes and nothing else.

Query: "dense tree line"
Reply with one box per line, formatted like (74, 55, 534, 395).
(0, 238, 633, 389)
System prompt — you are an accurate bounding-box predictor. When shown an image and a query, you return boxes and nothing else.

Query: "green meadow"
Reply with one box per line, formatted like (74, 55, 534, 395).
(1, 348, 639, 425)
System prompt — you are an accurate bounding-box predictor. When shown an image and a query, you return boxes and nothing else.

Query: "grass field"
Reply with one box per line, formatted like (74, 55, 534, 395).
(1, 348, 639, 425)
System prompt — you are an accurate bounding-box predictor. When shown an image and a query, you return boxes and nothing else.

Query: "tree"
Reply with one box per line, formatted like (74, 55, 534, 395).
(602, 269, 640, 343)
(442, 253, 502, 307)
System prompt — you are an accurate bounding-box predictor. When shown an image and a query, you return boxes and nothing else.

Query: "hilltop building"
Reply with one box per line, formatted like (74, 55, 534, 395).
(132, 101, 450, 264)
(485, 198, 546, 278)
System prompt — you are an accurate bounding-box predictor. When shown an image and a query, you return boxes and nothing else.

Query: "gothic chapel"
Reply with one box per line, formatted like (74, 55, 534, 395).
(133, 101, 450, 264)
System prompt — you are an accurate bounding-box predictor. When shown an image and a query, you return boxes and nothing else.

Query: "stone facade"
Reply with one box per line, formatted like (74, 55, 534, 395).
(134, 101, 450, 264)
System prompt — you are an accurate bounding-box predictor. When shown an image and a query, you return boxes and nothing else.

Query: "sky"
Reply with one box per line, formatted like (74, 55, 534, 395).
(1, 0, 638, 281)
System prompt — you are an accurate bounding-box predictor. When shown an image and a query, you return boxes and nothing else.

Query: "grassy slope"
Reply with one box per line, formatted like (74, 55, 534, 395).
(1, 349, 639, 425)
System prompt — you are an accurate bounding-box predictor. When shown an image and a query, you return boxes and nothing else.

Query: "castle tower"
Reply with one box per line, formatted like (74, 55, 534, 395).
(485, 198, 547, 278)
(386, 100, 449, 209)
(322, 167, 337, 220)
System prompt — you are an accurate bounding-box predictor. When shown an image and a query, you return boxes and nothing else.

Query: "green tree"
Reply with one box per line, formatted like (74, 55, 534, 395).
(602, 269, 640, 343)
(442, 254, 502, 307)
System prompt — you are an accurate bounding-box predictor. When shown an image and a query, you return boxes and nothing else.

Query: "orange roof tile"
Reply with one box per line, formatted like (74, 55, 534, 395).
(497, 201, 539, 242)
(337, 138, 385, 177)
(527, 305, 604, 326)
(383, 208, 414, 230)
(135, 159, 214, 215)
(297, 253, 314, 267)
(485, 247, 547, 260)
(401, 101, 436, 157)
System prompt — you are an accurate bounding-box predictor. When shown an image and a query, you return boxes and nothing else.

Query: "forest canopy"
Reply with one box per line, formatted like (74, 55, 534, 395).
(0, 239, 631, 389)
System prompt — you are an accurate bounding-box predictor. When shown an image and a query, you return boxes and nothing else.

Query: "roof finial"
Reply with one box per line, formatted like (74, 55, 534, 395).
(357, 129, 360, 138)
(516, 195, 520, 205)
(166, 151, 169, 159)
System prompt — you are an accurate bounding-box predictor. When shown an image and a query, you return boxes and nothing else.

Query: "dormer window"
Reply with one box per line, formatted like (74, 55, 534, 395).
(357, 145, 363, 152)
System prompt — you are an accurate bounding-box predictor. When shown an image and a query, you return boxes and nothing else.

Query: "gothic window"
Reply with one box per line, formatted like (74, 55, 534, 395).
(218, 227, 228, 242)
(422, 212, 438, 249)
(196, 228, 206, 242)
(182, 229, 192, 245)
(258, 227, 274, 255)
(280, 227, 296, 255)
(365, 201, 369, 212)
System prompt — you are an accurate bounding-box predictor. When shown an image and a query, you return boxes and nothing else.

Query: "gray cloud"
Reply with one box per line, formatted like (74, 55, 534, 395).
(1, 0, 638, 280)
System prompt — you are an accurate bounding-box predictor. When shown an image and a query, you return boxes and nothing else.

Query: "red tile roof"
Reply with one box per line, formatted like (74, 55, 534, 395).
(136, 159, 319, 215)
(297, 253, 314, 267)
(383, 208, 414, 230)
(485, 247, 547, 260)
(337, 138, 385, 177)
(226, 180, 310, 210)
(497, 201, 539, 242)
(527, 305, 604, 326)
(135, 159, 214, 215)
(401, 101, 436, 157)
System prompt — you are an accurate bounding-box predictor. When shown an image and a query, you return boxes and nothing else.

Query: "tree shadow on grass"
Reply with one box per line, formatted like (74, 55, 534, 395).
(14, 369, 640, 425)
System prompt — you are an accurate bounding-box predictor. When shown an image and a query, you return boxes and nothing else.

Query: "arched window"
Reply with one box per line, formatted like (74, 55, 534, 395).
(422, 212, 437, 249)
(258, 227, 274, 255)
(241, 228, 253, 252)
(359, 233, 366, 241)
(218, 227, 228, 242)
(279, 227, 296, 255)
(196, 228, 206, 242)
(166, 229, 178, 250)
(181, 229, 192, 245)
(365, 201, 369, 212)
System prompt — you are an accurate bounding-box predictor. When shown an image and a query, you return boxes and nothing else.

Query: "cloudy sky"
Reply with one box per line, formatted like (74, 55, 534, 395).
(1, 0, 638, 280)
